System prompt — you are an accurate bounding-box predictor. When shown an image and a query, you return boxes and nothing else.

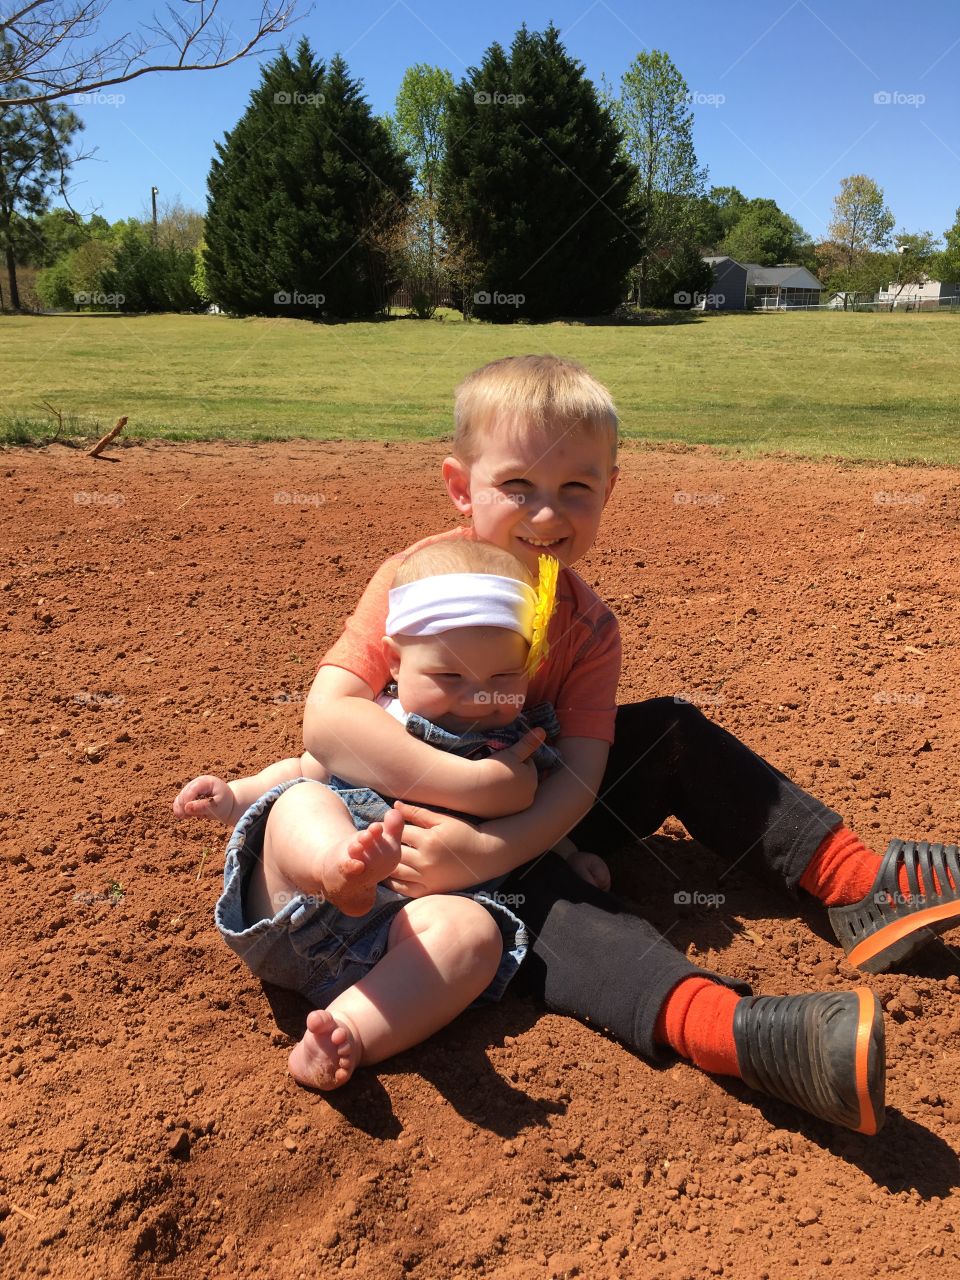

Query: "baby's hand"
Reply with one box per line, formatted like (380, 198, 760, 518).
(567, 849, 611, 892)
(173, 774, 236, 824)
(478, 727, 544, 813)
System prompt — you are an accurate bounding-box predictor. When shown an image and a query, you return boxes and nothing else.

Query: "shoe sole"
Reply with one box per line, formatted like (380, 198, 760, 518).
(846, 901, 960, 973)
(853, 987, 882, 1135)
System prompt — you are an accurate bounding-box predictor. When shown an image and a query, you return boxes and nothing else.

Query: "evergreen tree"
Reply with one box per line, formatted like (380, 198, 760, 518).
(438, 25, 643, 321)
(204, 39, 412, 318)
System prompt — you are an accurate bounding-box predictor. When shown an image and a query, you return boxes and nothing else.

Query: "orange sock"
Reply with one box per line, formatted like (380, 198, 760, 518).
(799, 825, 915, 906)
(654, 977, 742, 1077)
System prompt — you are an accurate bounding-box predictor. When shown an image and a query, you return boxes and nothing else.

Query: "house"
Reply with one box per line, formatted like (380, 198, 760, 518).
(699, 257, 824, 310)
(877, 276, 960, 309)
(742, 264, 824, 309)
(697, 256, 748, 309)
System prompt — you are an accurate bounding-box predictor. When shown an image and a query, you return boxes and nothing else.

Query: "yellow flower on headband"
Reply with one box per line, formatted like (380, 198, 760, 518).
(526, 554, 559, 676)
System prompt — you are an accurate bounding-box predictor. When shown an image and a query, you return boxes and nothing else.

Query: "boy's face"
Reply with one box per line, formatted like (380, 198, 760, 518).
(442, 420, 619, 576)
(383, 627, 530, 732)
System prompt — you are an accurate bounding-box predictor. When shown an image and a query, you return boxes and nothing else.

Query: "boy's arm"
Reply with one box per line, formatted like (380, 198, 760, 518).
(387, 737, 610, 894)
(303, 665, 541, 817)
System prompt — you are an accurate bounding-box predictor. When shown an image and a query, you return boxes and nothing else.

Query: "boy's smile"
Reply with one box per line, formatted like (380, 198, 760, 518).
(443, 421, 618, 575)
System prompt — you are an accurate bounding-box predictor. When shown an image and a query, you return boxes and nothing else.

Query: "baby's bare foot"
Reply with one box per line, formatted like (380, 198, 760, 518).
(321, 807, 403, 916)
(288, 1009, 361, 1090)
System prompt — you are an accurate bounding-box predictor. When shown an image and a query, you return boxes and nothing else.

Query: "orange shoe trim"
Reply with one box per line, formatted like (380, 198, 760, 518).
(846, 900, 960, 968)
(853, 987, 878, 1136)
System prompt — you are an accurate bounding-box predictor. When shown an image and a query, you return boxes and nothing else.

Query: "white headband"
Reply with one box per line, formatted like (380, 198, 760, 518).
(386, 573, 536, 639)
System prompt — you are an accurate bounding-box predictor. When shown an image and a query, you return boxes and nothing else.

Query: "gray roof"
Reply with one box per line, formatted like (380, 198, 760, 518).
(742, 263, 823, 289)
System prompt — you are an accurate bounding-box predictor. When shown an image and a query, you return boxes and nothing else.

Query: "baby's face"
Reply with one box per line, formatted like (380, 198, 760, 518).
(389, 626, 530, 731)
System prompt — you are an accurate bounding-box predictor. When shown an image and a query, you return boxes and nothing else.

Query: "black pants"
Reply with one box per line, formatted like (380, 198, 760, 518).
(502, 698, 841, 1060)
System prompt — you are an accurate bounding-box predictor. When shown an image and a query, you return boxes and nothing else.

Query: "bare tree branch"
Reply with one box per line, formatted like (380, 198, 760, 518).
(1, 0, 304, 106)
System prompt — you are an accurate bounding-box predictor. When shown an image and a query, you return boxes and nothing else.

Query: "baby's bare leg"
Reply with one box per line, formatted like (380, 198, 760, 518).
(288, 896, 503, 1090)
(249, 785, 403, 922)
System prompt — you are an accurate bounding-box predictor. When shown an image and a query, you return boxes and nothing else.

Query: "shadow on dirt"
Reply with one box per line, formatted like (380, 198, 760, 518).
(259, 983, 564, 1139)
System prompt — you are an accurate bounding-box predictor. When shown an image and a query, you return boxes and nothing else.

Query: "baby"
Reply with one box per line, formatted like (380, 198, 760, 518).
(174, 540, 607, 1089)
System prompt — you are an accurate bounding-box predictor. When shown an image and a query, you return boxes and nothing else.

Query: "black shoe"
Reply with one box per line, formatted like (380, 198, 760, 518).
(733, 988, 885, 1134)
(828, 839, 960, 974)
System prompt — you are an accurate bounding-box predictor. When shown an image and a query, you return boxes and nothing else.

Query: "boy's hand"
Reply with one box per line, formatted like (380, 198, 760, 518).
(476, 727, 544, 814)
(173, 774, 236, 825)
(566, 849, 611, 892)
(385, 803, 487, 895)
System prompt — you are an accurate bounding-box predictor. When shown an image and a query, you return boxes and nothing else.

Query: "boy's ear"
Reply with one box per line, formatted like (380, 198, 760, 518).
(442, 455, 473, 516)
(602, 464, 620, 508)
(382, 635, 402, 680)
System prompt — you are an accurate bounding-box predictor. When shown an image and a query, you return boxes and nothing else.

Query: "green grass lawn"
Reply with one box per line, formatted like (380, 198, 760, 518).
(2, 309, 958, 464)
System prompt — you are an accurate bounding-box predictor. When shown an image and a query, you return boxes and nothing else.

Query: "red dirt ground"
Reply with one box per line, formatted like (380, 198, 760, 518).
(2, 439, 959, 1280)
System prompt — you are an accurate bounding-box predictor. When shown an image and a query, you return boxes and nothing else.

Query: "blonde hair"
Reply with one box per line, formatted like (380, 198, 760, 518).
(453, 354, 618, 463)
(393, 539, 534, 589)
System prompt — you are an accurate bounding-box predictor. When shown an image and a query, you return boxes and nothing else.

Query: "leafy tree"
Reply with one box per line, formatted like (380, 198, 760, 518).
(694, 185, 747, 250)
(604, 50, 709, 305)
(931, 207, 960, 281)
(19, 206, 109, 267)
(883, 230, 940, 298)
(204, 39, 412, 317)
(438, 24, 643, 320)
(1, 1, 300, 107)
(0, 87, 81, 307)
(99, 220, 200, 311)
(385, 64, 455, 314)
(35, 233, 114, 307)
(720, 198, 813, 266)
(827, 175, 894, 268)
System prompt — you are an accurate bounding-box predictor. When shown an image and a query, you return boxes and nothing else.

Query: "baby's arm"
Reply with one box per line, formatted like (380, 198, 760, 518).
(552, 835, 611, 892)
(303, 666, 540, 817)
(173, 750, 329, 829)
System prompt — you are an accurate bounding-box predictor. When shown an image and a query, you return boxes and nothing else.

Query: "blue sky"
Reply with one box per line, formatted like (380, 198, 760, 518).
(65, 0, 960, 243)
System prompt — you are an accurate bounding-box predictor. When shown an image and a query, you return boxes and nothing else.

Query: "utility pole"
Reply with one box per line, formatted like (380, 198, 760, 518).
(151, 186, 159, 244)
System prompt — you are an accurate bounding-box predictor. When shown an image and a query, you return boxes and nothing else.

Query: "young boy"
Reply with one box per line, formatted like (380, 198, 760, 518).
(175, 540, 607, 1089)
(298, 354, 960, 1136)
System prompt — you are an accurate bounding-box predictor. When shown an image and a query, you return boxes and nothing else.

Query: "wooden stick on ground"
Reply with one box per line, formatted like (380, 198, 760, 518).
(88, 415, 128, 459)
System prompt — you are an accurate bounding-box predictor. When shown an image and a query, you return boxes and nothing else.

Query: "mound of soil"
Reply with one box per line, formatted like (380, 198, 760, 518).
(2, 440, 959, 1279)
